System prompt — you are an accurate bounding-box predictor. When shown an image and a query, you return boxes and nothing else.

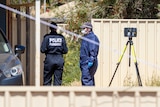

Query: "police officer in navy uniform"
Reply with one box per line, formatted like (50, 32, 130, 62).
(41, 22, 68, 86)
(80, 22, 100, 86)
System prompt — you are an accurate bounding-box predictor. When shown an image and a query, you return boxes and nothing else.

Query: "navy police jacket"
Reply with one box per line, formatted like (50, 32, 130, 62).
(41, 32, 68, 55)
(80, 31, 99, 64)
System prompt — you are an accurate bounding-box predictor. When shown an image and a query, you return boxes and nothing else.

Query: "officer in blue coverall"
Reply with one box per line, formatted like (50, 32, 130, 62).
(41, 22, 68, 86)
(80, 22, 100, 86)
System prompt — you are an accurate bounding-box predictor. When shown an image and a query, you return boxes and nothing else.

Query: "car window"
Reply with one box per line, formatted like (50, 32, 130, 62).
(0, 32, 10, 53)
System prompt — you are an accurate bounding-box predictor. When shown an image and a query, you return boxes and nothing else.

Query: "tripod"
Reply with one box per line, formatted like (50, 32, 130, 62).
(108, 37, 142, 86)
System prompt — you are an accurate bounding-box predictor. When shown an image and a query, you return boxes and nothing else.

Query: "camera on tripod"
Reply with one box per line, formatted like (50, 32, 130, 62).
(109, 27, 142, 87)
(124, 28, 137, 37)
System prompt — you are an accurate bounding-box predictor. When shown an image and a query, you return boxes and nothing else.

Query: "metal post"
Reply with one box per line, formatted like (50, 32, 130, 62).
(35, 0, 40, 87)
(26, 6, 30, 85)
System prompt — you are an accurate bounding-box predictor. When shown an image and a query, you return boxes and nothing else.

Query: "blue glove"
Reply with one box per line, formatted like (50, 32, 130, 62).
(88, 62, 93, 68)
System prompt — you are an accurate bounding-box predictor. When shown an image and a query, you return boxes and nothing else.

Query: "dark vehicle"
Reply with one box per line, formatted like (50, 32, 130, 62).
(0, 28, 25, 85)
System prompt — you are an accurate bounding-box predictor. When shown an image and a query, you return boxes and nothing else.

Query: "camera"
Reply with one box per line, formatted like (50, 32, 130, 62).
(124, 28, 137, 37)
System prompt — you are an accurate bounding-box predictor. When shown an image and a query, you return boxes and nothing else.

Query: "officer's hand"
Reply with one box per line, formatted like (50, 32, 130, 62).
(88, 62, 93, 68)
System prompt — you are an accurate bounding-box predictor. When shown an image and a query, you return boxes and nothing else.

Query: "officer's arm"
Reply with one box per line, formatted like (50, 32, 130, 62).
(62, 37, 68, 54)
(40, 36, 48, 53)
(88, 37, 98, 62)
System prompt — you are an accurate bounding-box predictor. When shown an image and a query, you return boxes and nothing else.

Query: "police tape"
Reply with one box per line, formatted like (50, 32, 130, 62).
(0, 3, 160, 71)
(0, 3, 99, 46)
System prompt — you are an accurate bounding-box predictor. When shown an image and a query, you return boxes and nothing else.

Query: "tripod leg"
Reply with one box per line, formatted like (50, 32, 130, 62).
(131, 45, 142, 86)
(129, 42, 131, 67)
(108, 63, 120, 86)
(108, 43, 128, 86)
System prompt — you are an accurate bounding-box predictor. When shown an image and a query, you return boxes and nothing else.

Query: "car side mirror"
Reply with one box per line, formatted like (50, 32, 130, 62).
(14, 45, 25, 56)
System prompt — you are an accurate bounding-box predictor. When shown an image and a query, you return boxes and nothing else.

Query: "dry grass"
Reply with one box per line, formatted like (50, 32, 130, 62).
(123, 71, 160, 86)
(70, 80, 81, 86)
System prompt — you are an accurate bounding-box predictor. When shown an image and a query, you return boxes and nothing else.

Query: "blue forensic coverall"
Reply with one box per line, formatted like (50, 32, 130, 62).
(41, 31, 68, 86)
(80, 31, 99, 86)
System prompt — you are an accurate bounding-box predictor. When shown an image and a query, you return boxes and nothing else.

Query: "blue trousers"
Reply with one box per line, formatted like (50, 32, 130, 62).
(43, 54, 64, 86)
(80, 60, 98, 86)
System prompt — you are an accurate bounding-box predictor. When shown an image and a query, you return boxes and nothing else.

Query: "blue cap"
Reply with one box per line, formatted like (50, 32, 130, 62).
(80, 22, 92, 29)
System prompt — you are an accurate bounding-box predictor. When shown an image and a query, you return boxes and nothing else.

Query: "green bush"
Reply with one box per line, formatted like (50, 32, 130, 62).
(62, 39, 81, 86)
(60, 1, 91, 86)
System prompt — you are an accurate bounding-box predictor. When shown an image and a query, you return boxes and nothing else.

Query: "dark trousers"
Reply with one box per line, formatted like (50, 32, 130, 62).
(43, 54, 64, 86)
(80, 60, 98, 86)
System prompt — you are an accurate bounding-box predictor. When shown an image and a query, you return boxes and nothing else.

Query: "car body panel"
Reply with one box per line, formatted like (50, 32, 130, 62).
(0, 28, 25, 85)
